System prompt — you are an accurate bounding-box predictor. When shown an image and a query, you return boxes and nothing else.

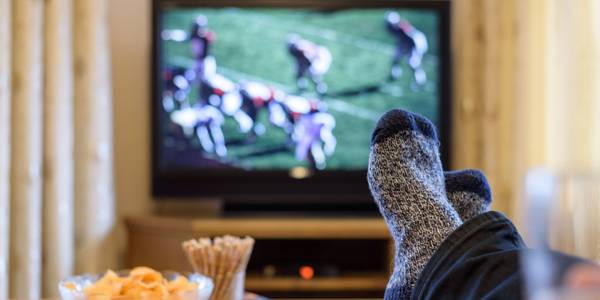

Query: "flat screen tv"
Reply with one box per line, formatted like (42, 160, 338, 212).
(152, 0, 451, 209)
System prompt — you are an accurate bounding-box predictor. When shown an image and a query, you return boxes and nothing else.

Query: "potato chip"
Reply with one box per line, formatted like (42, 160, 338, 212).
(63, 281, 77, 291)
(130, 267, 160, 277)
(80, 267, 198, 299)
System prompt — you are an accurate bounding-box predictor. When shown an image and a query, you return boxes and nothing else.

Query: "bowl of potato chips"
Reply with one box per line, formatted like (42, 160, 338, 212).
(59, 267, 213, 300)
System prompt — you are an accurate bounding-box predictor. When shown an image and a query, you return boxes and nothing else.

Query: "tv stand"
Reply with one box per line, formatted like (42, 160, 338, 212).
(126, 215, 392, 298)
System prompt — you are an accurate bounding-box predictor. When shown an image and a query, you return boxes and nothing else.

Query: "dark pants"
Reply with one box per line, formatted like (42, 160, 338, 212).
(385, 211, 588, 300)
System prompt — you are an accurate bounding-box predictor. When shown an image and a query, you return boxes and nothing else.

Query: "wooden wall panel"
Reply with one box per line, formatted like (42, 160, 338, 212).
(0, 0, 11, 297)
(43, 0, 74, 296)
(545, 0, 600, 170)
(74, 0, 117, 274)
(451, 0, 485, 171)
(452, 0, 516, 214)
(453, 0, 600, 225)
(9, 0, 44, 298)
(481, 0, 517, 214)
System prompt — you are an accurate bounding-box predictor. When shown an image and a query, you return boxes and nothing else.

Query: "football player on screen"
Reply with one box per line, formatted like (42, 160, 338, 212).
(237, 80, 289, 136)
(161, 15, 215, 80)
(161, 66, 196, 112)
(286, 34, 332, 97)
(272, 93, 327, 144)
(292, 109, 337, 170)
(385, 11, 428, 87)
(272, 94, 336, 169)
(170, 104, 228, 158)
(200, 57, 255, 136)
(190, 15, 215, 80)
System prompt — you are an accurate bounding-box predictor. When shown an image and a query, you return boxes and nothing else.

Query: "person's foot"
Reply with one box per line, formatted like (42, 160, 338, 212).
(445, 169, 492, 221)
(368, 109, 462, 299)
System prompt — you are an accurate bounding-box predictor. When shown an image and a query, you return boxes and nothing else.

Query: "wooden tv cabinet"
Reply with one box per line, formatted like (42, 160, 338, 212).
(125, 216, 392, 298)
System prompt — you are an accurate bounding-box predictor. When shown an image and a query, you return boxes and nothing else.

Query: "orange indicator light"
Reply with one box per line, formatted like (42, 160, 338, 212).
(299, 265, 314, 280)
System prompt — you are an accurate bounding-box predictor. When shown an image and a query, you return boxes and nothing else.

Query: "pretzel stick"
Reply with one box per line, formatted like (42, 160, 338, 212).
(228, 237, 243, 299)
(220, 242, 244, 300)
(217, 238, 227, 298)
(239, 237, 254, 271)
(216, 241, 231, 300)
(197, 238, 209, 277)
(213, 243, 227, 300)
(225, 240, 236, 299)
(182, 240, 200, 272)
(206, 239, 216, 280)
(195, 239, 208, 276)
(198, 244, 210, 276)
(223, 243, 233, 300)
(194, 244, 207, 275)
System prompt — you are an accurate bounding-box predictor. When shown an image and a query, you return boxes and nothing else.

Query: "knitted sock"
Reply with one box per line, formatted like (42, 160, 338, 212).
(367, 109, 462, 299)
(445, 169, 492, 221)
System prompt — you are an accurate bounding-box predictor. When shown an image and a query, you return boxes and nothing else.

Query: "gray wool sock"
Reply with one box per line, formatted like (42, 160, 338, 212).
(367, 109, 462, 299)
(445, 169, 492, 221)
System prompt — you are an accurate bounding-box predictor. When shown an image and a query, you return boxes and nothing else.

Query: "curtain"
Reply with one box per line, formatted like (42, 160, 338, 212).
(0, 0, 116, 298)
(452, 0, 600, 222)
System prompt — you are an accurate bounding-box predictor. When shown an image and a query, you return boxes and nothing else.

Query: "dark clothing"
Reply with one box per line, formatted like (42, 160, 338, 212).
(190, 30, 214, 80)
(385, 211, 588, 300)
(190, 31, 213, 61)
(288, 44, 312, 78)
(386, 21, 415, 61)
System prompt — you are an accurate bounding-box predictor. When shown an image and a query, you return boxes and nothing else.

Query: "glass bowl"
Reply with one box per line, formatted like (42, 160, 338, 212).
(58, 271, 213, 300)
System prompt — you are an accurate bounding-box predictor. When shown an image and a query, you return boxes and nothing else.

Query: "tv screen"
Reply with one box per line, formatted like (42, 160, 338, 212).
(152, 0, 450, 201)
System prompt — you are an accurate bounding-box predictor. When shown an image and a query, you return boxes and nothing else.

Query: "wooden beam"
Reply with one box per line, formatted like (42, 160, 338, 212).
(512, 0, 549, 227)
(481, 0, 517, 214)
(494, 0, 517, 216)
(451, 0, 485, 170)
(0, 0, 10, 297)
(10, 0, 44, 298)
(74, 0, 117, 273)
(452, 0, 519, 217)
(43, 0, 74, 296)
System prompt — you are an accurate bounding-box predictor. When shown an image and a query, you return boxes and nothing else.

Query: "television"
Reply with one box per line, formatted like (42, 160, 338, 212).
(152, 0, 451, 210)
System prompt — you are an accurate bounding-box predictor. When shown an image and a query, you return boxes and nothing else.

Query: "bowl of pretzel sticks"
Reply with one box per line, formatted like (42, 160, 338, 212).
(182, 235, 255, 300)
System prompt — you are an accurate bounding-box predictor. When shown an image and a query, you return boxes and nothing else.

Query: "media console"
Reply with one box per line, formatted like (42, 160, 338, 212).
(126, 216, 392, 298)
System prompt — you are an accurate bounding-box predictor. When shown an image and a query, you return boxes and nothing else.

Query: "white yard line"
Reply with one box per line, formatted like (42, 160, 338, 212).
(167, 56, 380, 122)
(222, 9, 396, 56)
(218, 61, 404, 102)
(327, 100, 380, 121)
(219, 66, 380, 122)
(284, 23, 396, 56)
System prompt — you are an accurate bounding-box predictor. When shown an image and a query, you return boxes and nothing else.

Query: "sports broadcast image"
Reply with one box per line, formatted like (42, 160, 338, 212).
(158, 8, 440, 171)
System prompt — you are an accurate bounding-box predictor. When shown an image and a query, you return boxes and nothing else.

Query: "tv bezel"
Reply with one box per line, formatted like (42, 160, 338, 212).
(151, 0, 452, 204)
